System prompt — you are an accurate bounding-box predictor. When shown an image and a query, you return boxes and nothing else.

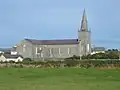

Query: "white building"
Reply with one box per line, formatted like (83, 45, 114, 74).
(0, 54, 23, 62)
(91, 47, 106, 55)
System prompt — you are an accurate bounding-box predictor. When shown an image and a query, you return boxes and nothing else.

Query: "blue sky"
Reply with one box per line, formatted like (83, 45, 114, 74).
(0, 0, 120, 49)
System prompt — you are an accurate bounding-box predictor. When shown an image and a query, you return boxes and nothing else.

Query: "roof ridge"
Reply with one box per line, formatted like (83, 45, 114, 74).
(25, 39, 79, 45)
(25, 38, 78, 41)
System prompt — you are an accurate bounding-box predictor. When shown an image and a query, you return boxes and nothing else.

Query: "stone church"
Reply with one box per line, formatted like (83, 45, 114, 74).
(15, 9, 92, 60)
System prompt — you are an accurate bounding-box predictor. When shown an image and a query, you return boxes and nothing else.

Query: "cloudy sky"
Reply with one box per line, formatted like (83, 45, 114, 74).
(0, 0, 120, 48)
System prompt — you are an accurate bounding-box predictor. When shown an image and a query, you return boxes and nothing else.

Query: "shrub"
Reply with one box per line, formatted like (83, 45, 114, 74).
(22, 58, 33, 64)
(64, 59, 79, 67)
(9, 60, 15, 63)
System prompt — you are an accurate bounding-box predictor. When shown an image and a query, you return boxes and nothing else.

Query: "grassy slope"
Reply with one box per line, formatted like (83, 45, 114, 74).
(0, 68, 120, 90)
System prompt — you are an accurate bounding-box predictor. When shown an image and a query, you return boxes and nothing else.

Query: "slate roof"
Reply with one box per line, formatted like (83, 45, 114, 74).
(92, 47, 106, 51)
(25, 39, 79, 45)
(0, 48, 11, 52)
(1, 54, 23, 59)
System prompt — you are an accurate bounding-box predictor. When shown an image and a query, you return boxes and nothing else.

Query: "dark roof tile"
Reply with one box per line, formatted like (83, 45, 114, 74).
(92, 47, 106, 51)
(2, 54, 23, 59)
(25, 39, 79, 45)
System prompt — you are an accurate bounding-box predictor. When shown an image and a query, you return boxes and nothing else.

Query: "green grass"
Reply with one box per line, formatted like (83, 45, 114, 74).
(0, 68, 120, 90)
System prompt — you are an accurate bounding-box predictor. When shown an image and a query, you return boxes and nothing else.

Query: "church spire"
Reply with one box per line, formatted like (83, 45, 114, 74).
(80, 9, 88, 31)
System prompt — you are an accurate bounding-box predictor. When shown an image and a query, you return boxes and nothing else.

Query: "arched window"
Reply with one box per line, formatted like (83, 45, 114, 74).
(23, 44, 26, 52)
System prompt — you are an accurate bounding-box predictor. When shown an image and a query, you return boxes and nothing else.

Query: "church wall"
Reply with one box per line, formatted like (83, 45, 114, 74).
(16, 40, 81, 60)
(33, 44, 79, 59)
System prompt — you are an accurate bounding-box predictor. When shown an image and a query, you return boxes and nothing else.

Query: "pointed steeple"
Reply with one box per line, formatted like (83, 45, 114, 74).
(80, 9, 88, 31)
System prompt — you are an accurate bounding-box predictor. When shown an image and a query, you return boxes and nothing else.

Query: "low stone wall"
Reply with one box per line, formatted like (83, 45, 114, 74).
(0, 63, 64, 68)
(0, 59, 120, 68)
(0, 63, 120, 69)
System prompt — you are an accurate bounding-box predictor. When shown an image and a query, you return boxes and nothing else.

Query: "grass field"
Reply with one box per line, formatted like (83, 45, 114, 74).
(0, 68, 120, 90)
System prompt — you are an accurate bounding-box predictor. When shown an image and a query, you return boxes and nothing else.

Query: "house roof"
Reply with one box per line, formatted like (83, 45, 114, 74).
(1, 54, 23, 59)
(25, 39, 79, 45)
(92, 47, 106, 51)
(0, 48, 11, 52)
